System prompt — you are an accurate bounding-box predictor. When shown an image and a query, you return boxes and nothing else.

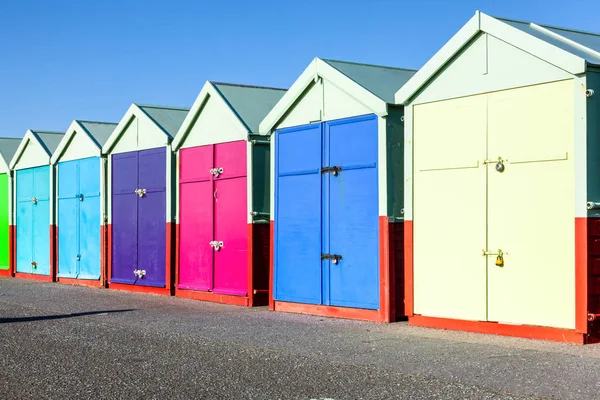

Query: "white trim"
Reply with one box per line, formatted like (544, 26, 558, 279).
(51, 121, 102, 164)
(9, 130, 52, 170)
(403, 105, 414, 221)
(172, 81, 250, 151)
(395, 11, 587, 105)
(531, 23, 600, 61)
(574, 76, 588, 218)
(259, 57, 388, 134)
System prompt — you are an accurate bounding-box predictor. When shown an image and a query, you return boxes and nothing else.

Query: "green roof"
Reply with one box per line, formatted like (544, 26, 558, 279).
(77, 120, 118, 147)
(212, 82, 287, 133)
(0, 137, 22, 165)
(322, 59, 417, 104)
(31, 130, 65, 155)
(137, 104, 190, 138)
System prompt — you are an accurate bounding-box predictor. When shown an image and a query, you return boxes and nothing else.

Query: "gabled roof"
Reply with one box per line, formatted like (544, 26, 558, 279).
(102, 103, 190, 154)
(9, 129, 65, 169)
(0, 137, 22, 170)
(51, 120, 118, 164)
(395, 11, 598, 104)
(172, 81, 286, 150)
(137, 104, 190, 138)
(259, 57, 415, 134)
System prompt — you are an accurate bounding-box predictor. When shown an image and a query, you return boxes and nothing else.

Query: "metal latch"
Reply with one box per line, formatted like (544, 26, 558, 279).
(209, 240, 224, 251)
(210, 167, 224, 178)
(31, 197, 38, 204)
(76, 255, 81, 261)
(482, 249, 505, 267)
(134, 188, 146, 198)
(31, 261, 38, 269)
(483, 157, 505, 172)
(78, 194, 84, 201)
(321, 253, 343, 264)
(133, 269, 146, 278)
(321, 166, 342, 176)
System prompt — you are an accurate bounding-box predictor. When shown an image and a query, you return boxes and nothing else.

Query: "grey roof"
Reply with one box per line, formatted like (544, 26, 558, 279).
(322, 59, 417, 104)
(497, 17, 600, 66)
(137, 104, 190, 138)
(77, 121, 118, 147)
(31, 130, 65, 155)
(212, 82, 287, 133)
(0, 137, 22, 165)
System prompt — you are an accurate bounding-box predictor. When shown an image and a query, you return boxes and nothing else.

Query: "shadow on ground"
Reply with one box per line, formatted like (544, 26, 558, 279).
(0, 309, 135, 324)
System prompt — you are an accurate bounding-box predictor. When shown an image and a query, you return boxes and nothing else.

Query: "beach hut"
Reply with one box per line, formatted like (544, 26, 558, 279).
(103, 104, 189, 295)
(51, 120, 117, 287)
(0, 138, 22, 277)
(171, 81, 285, 306)
(10, 130, 64, 281)
(259, 58, 415, 322)
(395, 11, 600, 343)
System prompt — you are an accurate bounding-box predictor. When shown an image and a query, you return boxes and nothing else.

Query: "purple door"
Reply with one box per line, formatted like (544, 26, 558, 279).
(111, 148, 166, 287)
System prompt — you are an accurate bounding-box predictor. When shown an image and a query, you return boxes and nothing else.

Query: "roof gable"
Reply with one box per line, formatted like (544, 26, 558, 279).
(51, 120, 117, 164)
(395, 11, 593, 104)
(10, 129, 64, 169)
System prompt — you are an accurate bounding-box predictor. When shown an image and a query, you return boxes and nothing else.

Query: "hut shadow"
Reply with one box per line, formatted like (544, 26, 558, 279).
(0, 309, 135, 323)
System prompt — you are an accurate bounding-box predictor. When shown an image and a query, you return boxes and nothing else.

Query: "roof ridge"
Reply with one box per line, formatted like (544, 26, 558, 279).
(31, 130, 63, 135)
(0, 137, 21, 140)
(495, 16, 600, 38)
(77, 120, 118, 125)
(322, 58, 417, 73)
(135, 103, 190, 111)
(211, 81, 287, 91)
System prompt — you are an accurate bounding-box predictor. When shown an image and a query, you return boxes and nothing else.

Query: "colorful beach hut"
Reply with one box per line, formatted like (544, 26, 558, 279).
(0, 137, 22, 277)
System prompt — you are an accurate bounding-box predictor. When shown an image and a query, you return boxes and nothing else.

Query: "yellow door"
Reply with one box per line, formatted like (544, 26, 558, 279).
(486, 80, 575, 329)
(413, 96, 487, 321)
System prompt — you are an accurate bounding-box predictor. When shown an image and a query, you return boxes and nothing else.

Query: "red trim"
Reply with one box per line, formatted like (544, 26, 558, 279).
(107, 282, 171, 296)
(269, 220, 274, 311)
(56, 277, 102, 288)
(274, 301, 383, 322)
(175, 288, 250, 306)
(107, 224, 112, 285)
(100, 225, 107, 288)
(0, 268, 11, 277)
(409, 315, 589, 344)
(174, 222, 180, 289)
(166, 222, 174, 295)
(50, 224, 57, 282)
(404, 220, 414, 317)
(9, 224, 15, 276)
(378, 216, 393, 322)
(247, 223, 254, 307)
(576, 217, 588, 333)
(14, 272, 53, 282)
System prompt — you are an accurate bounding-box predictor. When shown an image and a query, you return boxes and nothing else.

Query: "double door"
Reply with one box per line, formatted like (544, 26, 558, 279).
(413, 80, 575, 329)
(57, 157, 101, 279)
(179, 140, 248, 295)
(274, 114, 379, 310)
(16, 166, 50, 275)
(111, 148, 166, 287)
(0, 173, 9, 270)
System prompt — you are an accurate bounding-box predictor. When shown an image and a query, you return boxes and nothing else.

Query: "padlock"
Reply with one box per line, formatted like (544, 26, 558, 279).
(495, 254, 504, 267)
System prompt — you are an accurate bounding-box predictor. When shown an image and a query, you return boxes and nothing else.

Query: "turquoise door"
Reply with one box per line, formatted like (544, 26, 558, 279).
(16, 166, 50, 275)
(57, 157, 101, 279)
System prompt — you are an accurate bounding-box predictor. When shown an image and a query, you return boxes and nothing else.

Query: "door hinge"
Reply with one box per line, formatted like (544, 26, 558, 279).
(321, 166, 342, 176)
(321, 253, 342, 264)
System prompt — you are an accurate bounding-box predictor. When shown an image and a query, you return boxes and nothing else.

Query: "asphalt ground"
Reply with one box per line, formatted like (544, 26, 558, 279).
(1, 278, 599, 399)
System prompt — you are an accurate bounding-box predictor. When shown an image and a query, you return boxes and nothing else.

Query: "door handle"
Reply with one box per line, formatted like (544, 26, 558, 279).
(134, 188, 146, 198)
(209, 240, 224, 251)
(31, 197, 38, 204)
(78, 194, 84, 201)
(209, 167, 223, 178)
(321, 253, 342, 264)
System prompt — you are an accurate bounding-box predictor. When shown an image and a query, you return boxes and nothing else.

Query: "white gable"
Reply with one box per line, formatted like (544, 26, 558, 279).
(56, 128, 100, 163)
(13, 136, 49, 170)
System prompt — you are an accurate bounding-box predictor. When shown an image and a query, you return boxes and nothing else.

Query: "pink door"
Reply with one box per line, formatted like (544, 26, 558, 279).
(179, 146, 214, 290)
(213, 141, 248, 295)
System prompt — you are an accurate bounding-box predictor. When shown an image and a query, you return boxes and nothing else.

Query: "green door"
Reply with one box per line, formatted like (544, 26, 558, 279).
(0, 173, 9, 270)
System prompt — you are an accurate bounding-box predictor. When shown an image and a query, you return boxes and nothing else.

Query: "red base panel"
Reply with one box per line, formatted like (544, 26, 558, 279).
(50, 224, 57, 282)
(9, 224, 15, 276)
(408, 315, 600, 344)
(175, 289, 250, 306)
(0, 269, 11, 277)
(14, 272, 53, 282)
(107, 282, 171, 296)
(274, 301, 385, 322)
(56, 277, 103, 288)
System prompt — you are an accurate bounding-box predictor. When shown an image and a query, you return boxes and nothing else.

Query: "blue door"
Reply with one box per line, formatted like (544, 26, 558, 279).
(274, 115, 379, 310)
(16, 166, 50, 275)
(57, 157, 101, 279)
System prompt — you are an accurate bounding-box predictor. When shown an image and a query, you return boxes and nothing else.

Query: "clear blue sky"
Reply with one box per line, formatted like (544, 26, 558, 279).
(0, 0, 598, 137)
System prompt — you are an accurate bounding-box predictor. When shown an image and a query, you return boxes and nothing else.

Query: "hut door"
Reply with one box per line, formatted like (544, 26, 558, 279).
(58, 160, 79, 278)
(78, 157, 101, 279)
(486, 81, 575, 329)
(31, 166, 50, 275)
(0, 174, 9, 270)
(325, 116, 379, 310)
(179, 145, 214, 291)
(212, 141, 247, 295)
(137, 148, 166, 287)
(16, 169, 34, 273)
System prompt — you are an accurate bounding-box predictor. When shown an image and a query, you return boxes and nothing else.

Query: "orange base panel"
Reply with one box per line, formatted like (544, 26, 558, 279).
(56, 277, 104, 288)
(408, 315, 600, 344)
(175, 289, 251, 306)
(14, 272, 53, 282)
(107, 282, 171, 296)
(274, 301, 385, 322)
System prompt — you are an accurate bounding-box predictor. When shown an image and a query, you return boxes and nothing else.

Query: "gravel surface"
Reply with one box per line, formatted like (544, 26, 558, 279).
(1, 278, 599, 399)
